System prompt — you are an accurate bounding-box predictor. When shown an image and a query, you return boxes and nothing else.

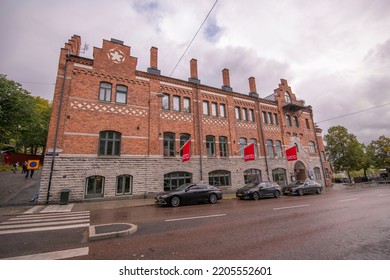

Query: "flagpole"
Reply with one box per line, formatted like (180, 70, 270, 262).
(178, 138, 191, 153)
(235, 142, 254, 154)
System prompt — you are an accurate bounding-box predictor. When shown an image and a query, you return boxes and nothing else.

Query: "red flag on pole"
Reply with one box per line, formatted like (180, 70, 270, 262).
(244, 143, 255, 161)
(286, 145, 298, 161)
(181, 140, 191, 162)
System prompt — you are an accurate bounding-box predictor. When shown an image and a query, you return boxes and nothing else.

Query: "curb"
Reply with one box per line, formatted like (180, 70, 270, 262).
(88, 223, 137, 241)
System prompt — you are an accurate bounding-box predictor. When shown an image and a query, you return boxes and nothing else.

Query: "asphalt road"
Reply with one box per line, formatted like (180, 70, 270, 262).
(78, 184, 390, 260)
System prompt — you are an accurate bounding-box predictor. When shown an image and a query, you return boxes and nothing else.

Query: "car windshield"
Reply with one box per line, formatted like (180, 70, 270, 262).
(176, 183, 194, 191)
(244, 183, 256, 188)
(292, 181, 304, 186)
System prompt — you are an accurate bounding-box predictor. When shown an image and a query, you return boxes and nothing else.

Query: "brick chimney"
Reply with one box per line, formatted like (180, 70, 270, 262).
(188, 58, 200, 84)
(147, 46, 161, 75)
(222, 68, 232, 92)
(248, 77, 259, 98)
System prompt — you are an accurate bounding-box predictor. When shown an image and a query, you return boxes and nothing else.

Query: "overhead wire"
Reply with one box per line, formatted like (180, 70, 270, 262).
(169, 0, 219, 77)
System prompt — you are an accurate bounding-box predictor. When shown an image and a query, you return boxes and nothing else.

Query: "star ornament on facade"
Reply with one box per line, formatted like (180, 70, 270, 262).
(108, 49, 125, 63)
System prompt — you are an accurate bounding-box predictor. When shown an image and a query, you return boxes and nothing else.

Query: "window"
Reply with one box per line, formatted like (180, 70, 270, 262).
(262, 111, 268, 124)
(266, 140, 274, 158)
(305, 119, 310, 129)
(235, 107, 241, 120)
(309, 141, 316, 154)
(85, 176, 104, 198)
(211, 102, 218, 116)
(293, 116, 299, 127)
(322, 151, 326, 162)
(206, 135, 216, 157)
(99, 82, 112, 102)
(268, 112, 273, 124)
(99, 131, 121, 156)
(162, 93, 170, 110)
(275, 140, 283, 158)
(274, 113, 279, 125)
(173, 96, 180, 111)
(242, 108, 248, 121)
(183, 97, 191, 113)
(250, 138, 258, 158)
(116, 85, 127, 103)
(209, 170, 231, 186)
(219, 136, 228, 157)
(314, 167, 322, 180)
(249, 109, 255, 122)
(163, 132, 175, 157)
(325, 168, 330, 179)
(285, 92, 291, 103)
(244, 169, 262, 184)
(286, 115, 292, 126)
(239, 138, 247, 157)
(116, 175, 133, 195)
(220, 104, 226, 118)
(203, 101, 209, 115)
(164, 172, 192, 191)
(180, 134, 191, 157)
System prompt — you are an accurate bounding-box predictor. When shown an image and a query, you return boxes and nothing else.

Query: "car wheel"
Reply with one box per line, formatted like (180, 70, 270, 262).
(209, 193, 218, 204)
(252, 192, 260, 200)
(274, 190, 281, 198)
(316, 187, 321, 194)
(170, 196, 180, 207)
(298, 189, 304, 196)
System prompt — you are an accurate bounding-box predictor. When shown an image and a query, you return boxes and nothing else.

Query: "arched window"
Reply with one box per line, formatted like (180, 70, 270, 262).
(244, 169, 262, 184)
(85, 176, 105, 198)
(239, 138, 247, 157)
(250, 138, 258, 158)
(163, 132, 175, 157)
(309, 141, 316, 154)
(164, 172, 192, 191)
(99, 131, 121, 156)
(209, 170, 231, 187)
(275, 140, 283, 158)
(206, 135, 216, 157)
(116, 174, 133, 195)
(314, 167, 322, 180)
(285, 91, 291, 103)
(266, 140, 274, 158)
(219, 136, 228, 157)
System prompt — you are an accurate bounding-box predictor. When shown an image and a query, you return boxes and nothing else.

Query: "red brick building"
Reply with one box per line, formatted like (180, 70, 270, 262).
(38, 35, 332, 203)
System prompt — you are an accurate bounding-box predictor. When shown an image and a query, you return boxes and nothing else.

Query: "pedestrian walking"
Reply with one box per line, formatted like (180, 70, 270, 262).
(13, 162, 19, 173)
(22, 161, 28, 174)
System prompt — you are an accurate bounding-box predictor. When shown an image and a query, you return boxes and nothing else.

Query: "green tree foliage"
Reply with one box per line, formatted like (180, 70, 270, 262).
(0, 74, 51, 154)
(324, 125, 365, 180)
(369, 135, 390, 175)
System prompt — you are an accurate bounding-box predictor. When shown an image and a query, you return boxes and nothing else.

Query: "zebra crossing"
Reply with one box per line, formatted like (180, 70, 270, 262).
(0, 205, 90, 235)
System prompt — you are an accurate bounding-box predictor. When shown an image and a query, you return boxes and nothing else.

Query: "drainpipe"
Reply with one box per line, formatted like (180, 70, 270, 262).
(46, 52, 69, 204)
(195, 83, 203, 181)
(257, 102, 270, 180)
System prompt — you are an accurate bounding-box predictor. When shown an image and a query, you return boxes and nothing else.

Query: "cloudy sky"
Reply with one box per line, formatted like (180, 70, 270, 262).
(1, 0, 389, 144)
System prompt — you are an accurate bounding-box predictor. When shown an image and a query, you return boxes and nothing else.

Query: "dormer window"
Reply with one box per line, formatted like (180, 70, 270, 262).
(285, 92, 291, 103)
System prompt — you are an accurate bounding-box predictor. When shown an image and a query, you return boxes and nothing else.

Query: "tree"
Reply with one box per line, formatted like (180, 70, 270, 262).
(0, 75, 51, 154)
(369, 135, 390, 176)
(324, 125, 365, 181)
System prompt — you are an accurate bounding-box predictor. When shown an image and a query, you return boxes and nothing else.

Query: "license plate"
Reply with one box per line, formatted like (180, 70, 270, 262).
(237, 193, 242, 197)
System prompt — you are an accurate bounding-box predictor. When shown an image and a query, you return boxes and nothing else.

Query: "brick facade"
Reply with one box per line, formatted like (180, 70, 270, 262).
(38, 35, 332, 204)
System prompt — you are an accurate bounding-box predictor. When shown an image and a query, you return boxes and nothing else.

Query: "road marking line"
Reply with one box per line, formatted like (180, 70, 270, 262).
(0, 219, 90, 229)
(273, 204, 310, 211)
(0, 223, 90, 235)
(378, 193, 390, 197)
(338, 198, 360, 202)
(1, 247, 89, 260)
(165, 213, 227, 222)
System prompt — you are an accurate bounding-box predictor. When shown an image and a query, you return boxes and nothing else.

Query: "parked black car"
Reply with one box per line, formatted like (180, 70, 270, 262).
(155, 183, 223, 207)
(282, 179, 323, 196)
(236, 181, 282, 200)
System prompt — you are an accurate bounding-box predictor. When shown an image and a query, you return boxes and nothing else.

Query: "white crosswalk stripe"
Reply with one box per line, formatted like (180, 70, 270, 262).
(0, 211, 90, 235)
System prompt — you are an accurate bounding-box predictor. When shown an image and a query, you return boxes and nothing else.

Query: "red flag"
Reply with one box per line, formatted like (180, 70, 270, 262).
(244, 143, 255, 161)
(286, 145, 298, 161)
(181, 140, 191, 162)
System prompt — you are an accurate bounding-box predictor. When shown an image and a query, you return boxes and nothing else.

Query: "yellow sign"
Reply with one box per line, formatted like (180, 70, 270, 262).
(27, 160, 40, 170)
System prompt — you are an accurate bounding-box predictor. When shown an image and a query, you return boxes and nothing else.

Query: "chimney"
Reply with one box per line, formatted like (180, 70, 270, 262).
(248, 77, 259, 98)
(147, 46, 161, 75)
(222, 68, 232, 92)
(188, 58, 200, 84)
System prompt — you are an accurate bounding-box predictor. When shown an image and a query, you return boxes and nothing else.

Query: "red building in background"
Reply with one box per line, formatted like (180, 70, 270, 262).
(38, 35, 331, 204)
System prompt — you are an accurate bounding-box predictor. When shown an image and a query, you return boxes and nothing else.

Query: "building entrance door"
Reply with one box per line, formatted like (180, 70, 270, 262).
(294, 161, 307, 181)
